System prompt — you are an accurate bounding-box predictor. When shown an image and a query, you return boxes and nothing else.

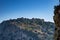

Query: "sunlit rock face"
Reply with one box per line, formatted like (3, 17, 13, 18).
(53, 5, 60, 40)
(0, 18, 54, 40)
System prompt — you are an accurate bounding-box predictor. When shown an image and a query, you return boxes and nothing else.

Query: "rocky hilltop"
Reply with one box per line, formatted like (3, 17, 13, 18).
(0, 17, 55, 40)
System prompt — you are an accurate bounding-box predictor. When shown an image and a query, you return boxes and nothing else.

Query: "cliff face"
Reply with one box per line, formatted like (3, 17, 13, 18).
(0, 18, 55, 40)
(53, 5, 60, 40)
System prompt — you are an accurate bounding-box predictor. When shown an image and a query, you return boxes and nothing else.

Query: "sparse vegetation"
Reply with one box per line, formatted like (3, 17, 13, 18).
(0, 17, 55, 40)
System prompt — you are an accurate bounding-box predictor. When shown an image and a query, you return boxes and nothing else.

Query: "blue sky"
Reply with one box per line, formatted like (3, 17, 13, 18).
(0, 0, 59, 23)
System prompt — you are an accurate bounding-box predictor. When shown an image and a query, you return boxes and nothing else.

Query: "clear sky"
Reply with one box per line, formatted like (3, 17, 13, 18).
(0, 0, 59, 23)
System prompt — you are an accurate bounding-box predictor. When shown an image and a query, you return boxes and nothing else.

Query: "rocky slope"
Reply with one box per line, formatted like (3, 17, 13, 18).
(0, 17, 55, 40)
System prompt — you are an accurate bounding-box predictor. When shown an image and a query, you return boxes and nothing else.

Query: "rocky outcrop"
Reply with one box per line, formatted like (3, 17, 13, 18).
(0, 18, 55, 40)
(53, 5, 60, 40)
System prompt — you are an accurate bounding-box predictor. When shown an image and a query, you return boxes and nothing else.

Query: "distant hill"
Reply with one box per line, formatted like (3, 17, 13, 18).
(0, 17, 55, 40)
